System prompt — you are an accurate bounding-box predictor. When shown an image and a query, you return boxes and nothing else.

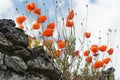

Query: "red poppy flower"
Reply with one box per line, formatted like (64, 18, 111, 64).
(84, 32, 91, 38)
(16, 15, 27, 25)
(67, 10, 74, 20)
(85, 56, 92, 64)
(43, 40, 53, 47)
(75, 50, 80, 56)
(36, 17, 41, 23)
(84, 50, 89, 56)
(54, 50, 62, 58)
(99, 45, 107, 52)
(103, 58, 111, 64)
(26, 2, 36, 12)
(39, 15, 47, 23)
(57, 39, 62, 43)
(90, 44, 98, 53)
(107, 48, 114, 55)
(93, 61, 104, 69)
(33, 8, 41, 15)
(47, 22, 55, 29)
(18, 24, 24, 29)
(42, 29, 54, 37)
(66, 19, 74, 27)
(36, 16, 47, 23)
(58, 41, 66, 49)
(32, 23, 40, 29)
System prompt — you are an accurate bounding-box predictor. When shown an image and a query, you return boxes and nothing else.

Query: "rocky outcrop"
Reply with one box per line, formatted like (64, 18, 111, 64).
(0, 19, 61, 80)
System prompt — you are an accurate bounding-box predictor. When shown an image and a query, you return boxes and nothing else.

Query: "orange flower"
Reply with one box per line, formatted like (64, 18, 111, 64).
(66, 19, 74, 27)
(107, 48, 114, 55)
(36, 16, 47, 23)
(93, 61, 104, 69)
(84, 32, 91, 38)
(26, 2, 36, 12)
(90, 44, 98, 53)
(84, 50, 89, 56)
(47, 22, 55, 29)
(39, 15, 47, 23)
(32, 23, 40, 29)
(54, 50, 62, 58)
(16, 15, 27, 25)
(67, 10, 74, 20)
(33, 8, 41, 15)
(85, 56, 92, 64)
(18, 24, 24, 29)
(103, 58, 111, 64)
(75, 50, 80, 56)
(58, 41, 66, 49)
(42, 29, 54, 37)
(99, 45, 107, 52)
(36, 17, 41, 23)
(71, 50, 80, 58)
(57, 39, 62, 43)
(43, 39, 53, 47)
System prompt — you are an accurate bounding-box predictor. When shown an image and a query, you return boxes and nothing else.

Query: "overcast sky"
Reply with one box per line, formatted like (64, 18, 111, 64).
(0, 0, 120, 79)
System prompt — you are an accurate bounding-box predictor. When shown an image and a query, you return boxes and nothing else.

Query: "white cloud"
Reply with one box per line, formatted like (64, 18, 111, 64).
(0, 0, 17, 19)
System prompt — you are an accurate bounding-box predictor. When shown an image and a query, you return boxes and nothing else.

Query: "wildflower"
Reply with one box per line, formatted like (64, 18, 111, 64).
(39, 15, 47, 23)
(84, 32, 91, 38)
(90, 44, 98, 53)
(66, 19, 74, 27)
(57, 39, 62, 43)
(33, 8, 41, 15)
(36, 17, 41, 23)
(93, 61, 104, 69)
(32, 39, 40, 47)
(85, 56, 92, 64)
(75, 50, 80, 56)
(54, 50, 62, 58)
(71, 50, 80, 58)
(107, 48, 114, 55)
(18, 24, 24, 29)
(103, 58, 111, 64)
(47, 22, 55, 29)
(36, 15, 47, 23)
(58, 41, 66, 49)
(16, 15, 27, 25)
(26, 2, 36, 12)
(32, 23, 40, 29)
(84, 50, 89, 56)
(99, 45, 107, 52)
(42, 29, 54, 37)
(43, 39, 53, 47)
(67, 10, 74, 20)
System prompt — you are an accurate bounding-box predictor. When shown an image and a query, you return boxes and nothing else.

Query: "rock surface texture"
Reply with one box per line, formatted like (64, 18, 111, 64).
(0, 19, 61, 80)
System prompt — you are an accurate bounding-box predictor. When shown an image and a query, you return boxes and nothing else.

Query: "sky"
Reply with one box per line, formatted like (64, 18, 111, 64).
(0, 0, 120, 79)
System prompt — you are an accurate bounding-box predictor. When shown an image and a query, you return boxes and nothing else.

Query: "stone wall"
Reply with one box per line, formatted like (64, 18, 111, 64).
(0, 19, 61, 80)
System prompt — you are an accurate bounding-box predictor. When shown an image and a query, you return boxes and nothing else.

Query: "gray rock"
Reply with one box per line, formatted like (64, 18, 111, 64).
(4, 29, 28, 48)
(5, 55, 27, 72)
(0, 19, 28, 48)
(0, 32, 14, 51)
(27, 56, 53, 70)
(0, 53, 7, 70)
(0, 19, 61, 80)
(14, 46, 31, 59)
(25, 72, 49, 80)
